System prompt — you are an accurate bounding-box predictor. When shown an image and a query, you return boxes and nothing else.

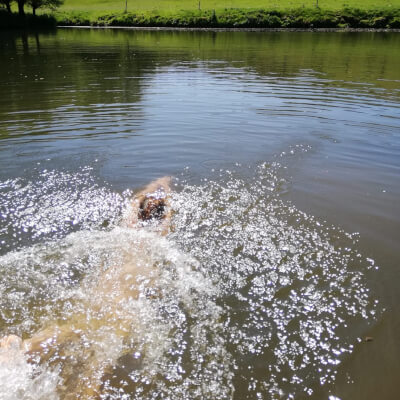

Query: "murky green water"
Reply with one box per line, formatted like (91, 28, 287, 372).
(0, 29, 399, 399)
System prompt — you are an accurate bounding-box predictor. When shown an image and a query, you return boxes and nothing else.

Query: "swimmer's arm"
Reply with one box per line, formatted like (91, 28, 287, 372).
(1, 326, 79, 364)
(137, 176, 171, 197)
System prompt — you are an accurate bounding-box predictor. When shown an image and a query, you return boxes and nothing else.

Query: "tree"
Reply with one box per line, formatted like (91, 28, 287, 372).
(0, 0, 13, 13)
(28, 0, 62, 16)
(17, 0, 25, 16)
(0, 0, 28, 16)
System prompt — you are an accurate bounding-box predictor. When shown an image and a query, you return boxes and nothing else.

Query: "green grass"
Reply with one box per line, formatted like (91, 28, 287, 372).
(3, 0, 400, 28)
(58, 0, 400, 13)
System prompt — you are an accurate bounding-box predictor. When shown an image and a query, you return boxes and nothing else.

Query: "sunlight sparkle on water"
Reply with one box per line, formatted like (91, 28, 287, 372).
(0, 147, 378, 399)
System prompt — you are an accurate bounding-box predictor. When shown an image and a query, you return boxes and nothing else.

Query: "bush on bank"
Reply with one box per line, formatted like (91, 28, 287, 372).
(1, 8, 400, 29)
(54, 8, 400, 29)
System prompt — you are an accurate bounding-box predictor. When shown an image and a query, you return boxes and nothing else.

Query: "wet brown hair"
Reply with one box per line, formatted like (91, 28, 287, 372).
(138, 196, 166, 221)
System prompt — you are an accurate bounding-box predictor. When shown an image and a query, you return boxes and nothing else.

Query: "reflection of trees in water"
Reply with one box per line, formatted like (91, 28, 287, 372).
(0, 31, 156, 140)
(0, 30, 399, 140)
(0, 31, 151, 106)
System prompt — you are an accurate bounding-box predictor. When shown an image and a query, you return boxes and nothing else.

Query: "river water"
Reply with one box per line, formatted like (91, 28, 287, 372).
(0, 29, 399, 399)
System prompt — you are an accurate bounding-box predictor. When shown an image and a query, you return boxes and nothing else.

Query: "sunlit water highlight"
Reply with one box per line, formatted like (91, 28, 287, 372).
(0, 147, 379, 399)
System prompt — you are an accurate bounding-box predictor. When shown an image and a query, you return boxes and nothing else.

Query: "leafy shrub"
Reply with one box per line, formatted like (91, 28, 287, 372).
(56, 11, 91, 26)
(388, 16, 400, 28)
(51, 7, 400, 29)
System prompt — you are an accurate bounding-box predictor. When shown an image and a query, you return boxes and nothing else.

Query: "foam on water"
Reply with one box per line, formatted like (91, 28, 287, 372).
(0, 150, 378, 399)
(0, 227, 229, 400)
(0, 166, 126, 253)
(0, 346, 60, 400)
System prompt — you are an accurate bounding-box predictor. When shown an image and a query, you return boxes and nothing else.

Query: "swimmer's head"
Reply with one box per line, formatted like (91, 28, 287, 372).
(138, 196, 166, 221)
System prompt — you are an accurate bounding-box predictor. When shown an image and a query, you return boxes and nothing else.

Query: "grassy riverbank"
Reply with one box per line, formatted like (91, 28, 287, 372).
(2, 0, 400, 29)
(54, 0, 400, 28)
(55, 7, 400, 29)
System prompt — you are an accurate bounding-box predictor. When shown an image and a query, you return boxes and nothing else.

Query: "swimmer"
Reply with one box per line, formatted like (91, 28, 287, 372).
(0, 176, 172, 399)
(128, 175, 171, 235)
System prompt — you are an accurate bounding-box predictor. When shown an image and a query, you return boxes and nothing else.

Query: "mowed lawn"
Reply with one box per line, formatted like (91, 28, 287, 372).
(59, 0, 400, 13)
